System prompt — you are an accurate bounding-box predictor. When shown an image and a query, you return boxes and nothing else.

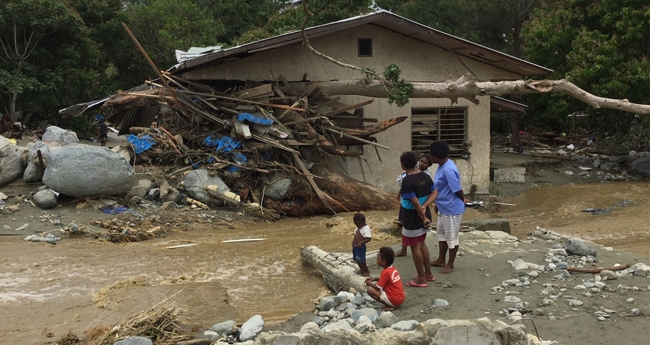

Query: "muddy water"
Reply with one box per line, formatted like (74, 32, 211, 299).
(501, 182, 650, 257)
(1, 183, 649, 343)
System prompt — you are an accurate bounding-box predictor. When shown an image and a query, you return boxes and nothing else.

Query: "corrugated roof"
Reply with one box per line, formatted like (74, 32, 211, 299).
(171, 10, 551, 77)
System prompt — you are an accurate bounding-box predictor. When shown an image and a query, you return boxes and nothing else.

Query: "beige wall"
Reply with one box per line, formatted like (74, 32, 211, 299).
(183, 24, 513, 194)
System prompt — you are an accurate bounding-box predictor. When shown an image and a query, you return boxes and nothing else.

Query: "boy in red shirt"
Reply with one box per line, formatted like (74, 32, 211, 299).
(364, 247, 405, 311)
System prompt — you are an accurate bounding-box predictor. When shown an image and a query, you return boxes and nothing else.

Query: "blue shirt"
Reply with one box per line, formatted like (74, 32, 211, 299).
(434, 160, 465, 215)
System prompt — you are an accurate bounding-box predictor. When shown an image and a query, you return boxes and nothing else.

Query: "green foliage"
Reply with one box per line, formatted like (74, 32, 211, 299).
(521, 0, 650, 138)
(383, 63, 413, 107)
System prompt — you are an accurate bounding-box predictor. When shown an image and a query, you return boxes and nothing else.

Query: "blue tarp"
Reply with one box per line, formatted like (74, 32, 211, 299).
(238, 112, 273, 126)
(127, 134, 155, 154)
(203, 135, 242, 153)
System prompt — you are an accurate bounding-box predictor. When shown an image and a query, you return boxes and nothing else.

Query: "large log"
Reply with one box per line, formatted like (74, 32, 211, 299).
(300, 245, 366, 293)
(284, 75, 650, 115)
(263, 165, 398, 216)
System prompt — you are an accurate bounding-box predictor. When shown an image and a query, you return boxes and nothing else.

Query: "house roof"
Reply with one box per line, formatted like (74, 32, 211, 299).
(490, 96, 528, 113)
(172, 10, 551, 77)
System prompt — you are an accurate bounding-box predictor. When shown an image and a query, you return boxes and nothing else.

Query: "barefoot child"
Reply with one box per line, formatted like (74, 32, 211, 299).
(352, 213, 372, 276)
(365, 247, 405, 310)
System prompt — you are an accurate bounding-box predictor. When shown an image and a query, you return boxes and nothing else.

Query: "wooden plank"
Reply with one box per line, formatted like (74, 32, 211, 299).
(314, 96, 343, 111)
(279, 75, 297, 96)
(235, 84, 273, 99)
(222, 238, 266, 243)
(323, 127, 389, 150)
(321, 99, 374, 117)
(292, 152, 332, 212)
(299, 81, 320, 99)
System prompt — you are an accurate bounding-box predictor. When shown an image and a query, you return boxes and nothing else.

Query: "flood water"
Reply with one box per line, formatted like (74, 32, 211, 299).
(0, 182, 649, 343)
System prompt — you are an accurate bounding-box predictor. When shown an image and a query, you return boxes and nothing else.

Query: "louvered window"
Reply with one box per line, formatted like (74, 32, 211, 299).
(411, 107, 467, 156)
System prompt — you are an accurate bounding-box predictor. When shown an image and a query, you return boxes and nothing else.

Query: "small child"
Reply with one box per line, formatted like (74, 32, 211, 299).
(98, 119, 108, 146)
(352, 212, 372, 276)
(365, 247, 405, 310)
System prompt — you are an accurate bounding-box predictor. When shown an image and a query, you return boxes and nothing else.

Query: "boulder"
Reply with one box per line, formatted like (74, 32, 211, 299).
(631, 157, 650, 177)
(0, 136, 24, 187)
(354, 315, 374, 333)
(209, 320, 237, 335)
(33, 190, 57, 209)
(127, 179, 153, 199)
(564, 238, 597, 257)
(608, 155, 628, 164)
(43, 144, 135, 197)
(631, 263, 650, 277)
(263, 177, 292, 201)
(318, 295, 345, 311)
(113, 337, 152, 345)
(42, 126, 79, 144)
(23, 141, 50, 182)
(184, 169, 231, 204)
(239, 315, 264, 342)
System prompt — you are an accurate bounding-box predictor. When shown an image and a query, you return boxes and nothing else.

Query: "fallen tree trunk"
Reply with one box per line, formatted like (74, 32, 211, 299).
(285, 76, 650, 115)
(263, 165, 398, 216)
(567, 264, 630, 273)
(300, 245, 366, 293)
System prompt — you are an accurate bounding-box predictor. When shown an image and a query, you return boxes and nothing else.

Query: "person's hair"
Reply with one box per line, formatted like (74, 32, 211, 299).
(379, 247, 395, 266)
(420, 154, 432, 164)
(429, 141, 450, 159)
(99, 118, 105, 123)
(353, 212, 365, 224)
(400, 151, 418, 169)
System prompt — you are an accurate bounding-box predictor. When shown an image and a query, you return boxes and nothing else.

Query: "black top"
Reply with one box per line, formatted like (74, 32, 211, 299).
(399, 172, 434, 231)
(99, 123, 108, 136)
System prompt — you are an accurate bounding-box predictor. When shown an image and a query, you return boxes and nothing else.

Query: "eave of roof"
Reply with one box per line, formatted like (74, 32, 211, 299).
(490, 96, 528, 113)
(172, 10, 552, 77)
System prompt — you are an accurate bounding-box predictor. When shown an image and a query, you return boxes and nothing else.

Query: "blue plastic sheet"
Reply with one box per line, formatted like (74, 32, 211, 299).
(231, 152, 247, 165)
(100, 206, 128, 214)
(238, 113, 273, 125)
(127, 134, 155, 154)
(203, 135, 242, 153)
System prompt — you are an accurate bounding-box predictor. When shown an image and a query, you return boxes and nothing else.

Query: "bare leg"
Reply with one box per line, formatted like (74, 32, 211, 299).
(430, 241, 448, 267)
(441, 245, 458, 273)
(410, 244, 427, 284)
(395, 245, 408, 257)
(356, 262, 370, 276)
(366, 286, 394, 310)
(420, 241, 435, 280)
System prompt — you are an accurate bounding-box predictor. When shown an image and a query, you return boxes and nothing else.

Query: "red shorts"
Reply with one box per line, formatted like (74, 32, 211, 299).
(402, 233, 426, 247)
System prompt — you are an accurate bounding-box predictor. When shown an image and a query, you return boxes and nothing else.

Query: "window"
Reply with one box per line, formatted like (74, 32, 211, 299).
(358, 38, 373, 57)
(411, 107, 467, 156)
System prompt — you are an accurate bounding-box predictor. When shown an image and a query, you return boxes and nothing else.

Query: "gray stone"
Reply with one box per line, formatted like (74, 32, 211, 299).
(23, 141, 50, 182)
(351, 294, 365, 306)
(568, 299, 583, 306)
(272, 335, 302, 345)
(184, 169, 231, 204)
(354, 315, 373, 333)
(608, 155, 628, 163)
(112, 336, 152, 345)
(313, 316, 325, 326)
(147, 188, 160, 200)
(24, 233, 60, 244)
(239, 315, 264, 341)
(564, 238, 597, 257)
(203, 330, 221, 342)
(593, 157, 601, 168)
(391, 320, 419, 331)
(209, 319, 237, 335)
(264, 177, 292, 201)
(631, 263, 650, 277)
(434, 298, 450, 307)
(504, 296, 521, 303)
(299, 322, 319, 333)
(33, 190, 57, 209)
(374, 311, 399, 328)
(549, 248, 567, 256)
(600, 162, 619, 171)
(42, 126, 79, 144)
(43, 144, 135, 197)
(553, 270, 570, 279)
(0, 136, 24, 187)
(127, 179, 153, 199)
(638, 151, 650, 158)
(629, 150, 638, 160)
(321, 320, 352, 331)
(318, 295, 344, 311)
(351, 308, 378, 322)
(631, 157, 650, 177)
(533, 308, 545, 316)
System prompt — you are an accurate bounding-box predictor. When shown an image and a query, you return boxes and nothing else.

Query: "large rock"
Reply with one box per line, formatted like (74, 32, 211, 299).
(23, 141, 50, 182)
(631, 263, 650, 277)
(564, 238, 597, 257)
(391, 320, 419, 331)
(321, 320, 353, 331)
(43, 144, 135, 197)
(375, 311, 399, 328)
(631, 157, 650, 177)
(209, 320, 237, 335)
(351, 308, 378, 322)
(608, 155, 628, 164)
(127, 179, 153, 199)
(112, 336, 152, 345)
(239, 314, 264, 342)
(0, 136, 24, 187)
(263, 177, 292, 201)
(184, 169, 231, 204)
(318, 295, 345, 311)
(42, 126, 79, 144)
(33, 189, 57, 209)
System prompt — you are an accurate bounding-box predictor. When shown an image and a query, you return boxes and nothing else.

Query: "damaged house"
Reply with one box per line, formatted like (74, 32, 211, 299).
(58, 11, 550, 216)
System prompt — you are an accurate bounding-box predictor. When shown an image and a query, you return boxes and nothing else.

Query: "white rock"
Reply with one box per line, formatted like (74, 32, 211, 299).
(568, 299, 583, 307)
(390, 320, 419, 332)
(238, 315, 264, 341)
(631, 263, 650, 277)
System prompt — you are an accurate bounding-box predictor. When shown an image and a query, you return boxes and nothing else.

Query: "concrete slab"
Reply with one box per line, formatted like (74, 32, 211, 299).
(493, 167, 526, 183)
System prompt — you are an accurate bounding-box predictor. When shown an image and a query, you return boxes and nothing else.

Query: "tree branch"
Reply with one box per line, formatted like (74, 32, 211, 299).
(284, 75, 650, 115)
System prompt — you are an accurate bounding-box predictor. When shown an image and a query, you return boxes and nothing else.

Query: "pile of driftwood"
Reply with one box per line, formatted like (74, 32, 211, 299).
(102, 71, 402, 216)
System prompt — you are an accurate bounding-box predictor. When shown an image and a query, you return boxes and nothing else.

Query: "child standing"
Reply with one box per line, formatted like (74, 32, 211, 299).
(352, 213, 372, 276)
(98, 119, 108, 147)
(428, 141, 467, 274)
(365, 247, 405, 310)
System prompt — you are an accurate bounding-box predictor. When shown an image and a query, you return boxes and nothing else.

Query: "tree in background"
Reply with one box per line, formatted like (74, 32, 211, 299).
(521, 0, 649, 148)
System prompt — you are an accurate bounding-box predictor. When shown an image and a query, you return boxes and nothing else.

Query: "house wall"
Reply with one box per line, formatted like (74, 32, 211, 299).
(183, 24, 520, 193)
